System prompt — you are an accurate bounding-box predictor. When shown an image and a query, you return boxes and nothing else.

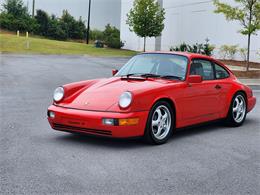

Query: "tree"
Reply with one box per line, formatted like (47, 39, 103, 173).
(2, 0, 28, 18)
(213, 0, 260, 71)
(0, 0, 37, 32)
(35, 9, 50, 36)
(103, 24, 124, 48)
(126, 0, 165, 51)
(59, 10, 86, 40)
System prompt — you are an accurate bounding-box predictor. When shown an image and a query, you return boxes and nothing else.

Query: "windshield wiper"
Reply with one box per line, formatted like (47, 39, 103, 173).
(160, 75, 183, 80)
(121, 73, 146, 80)
(140, 73, 161, 78)
(121, 73, 141, 78)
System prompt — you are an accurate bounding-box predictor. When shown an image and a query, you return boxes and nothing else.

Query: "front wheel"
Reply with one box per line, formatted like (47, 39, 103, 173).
(226, 92, 247, 127)
(144, 101, 174, 144)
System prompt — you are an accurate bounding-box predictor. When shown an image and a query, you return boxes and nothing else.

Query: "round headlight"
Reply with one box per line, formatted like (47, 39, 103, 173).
(53, 87, 64, 102)
(119, 92, 132, 108)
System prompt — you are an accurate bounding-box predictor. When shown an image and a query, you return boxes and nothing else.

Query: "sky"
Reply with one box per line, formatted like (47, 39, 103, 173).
(0, 0, 121, 30)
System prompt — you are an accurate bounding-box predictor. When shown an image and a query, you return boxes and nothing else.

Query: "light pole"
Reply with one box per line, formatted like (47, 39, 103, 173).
(86, 0, 91, 44)
(32, 0, 35, 17)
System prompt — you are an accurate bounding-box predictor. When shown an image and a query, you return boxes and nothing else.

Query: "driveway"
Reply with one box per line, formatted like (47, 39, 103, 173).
(0, 54, 259, 194)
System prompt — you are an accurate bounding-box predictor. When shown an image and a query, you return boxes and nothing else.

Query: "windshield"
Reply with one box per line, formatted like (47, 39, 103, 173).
(116, 53, 188, 80)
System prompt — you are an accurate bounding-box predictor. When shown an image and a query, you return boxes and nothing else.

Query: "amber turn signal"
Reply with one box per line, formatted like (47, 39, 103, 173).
(119, 118, 139, 126)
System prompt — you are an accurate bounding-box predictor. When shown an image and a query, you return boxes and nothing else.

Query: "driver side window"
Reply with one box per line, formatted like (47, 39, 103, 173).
(190, 59, 214, 80)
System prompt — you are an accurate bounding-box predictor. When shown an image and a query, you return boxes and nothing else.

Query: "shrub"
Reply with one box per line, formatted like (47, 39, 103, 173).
(219, 45, 238, 60)
(239, 48, 247, 61)
(103, 24, 124, 49)
(0, 0, 39, 32)
(90, 29, 104, 41)
(170, 39, 215, 56)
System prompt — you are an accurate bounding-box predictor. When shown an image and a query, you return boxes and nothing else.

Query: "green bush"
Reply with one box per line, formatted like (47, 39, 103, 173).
(0, 0, 87, 41)
(0, 0, 39, 32)
(238, 48, 247, 61)
(0, 0, 125, 47)
(219, 45, 239, 60)
(103, 24, 124, 49)
(170, 39, 215, 56)
(90, 29, 104, 41)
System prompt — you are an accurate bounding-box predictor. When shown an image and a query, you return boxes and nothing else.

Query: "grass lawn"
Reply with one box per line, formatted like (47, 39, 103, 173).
(0, 33, 138, 57)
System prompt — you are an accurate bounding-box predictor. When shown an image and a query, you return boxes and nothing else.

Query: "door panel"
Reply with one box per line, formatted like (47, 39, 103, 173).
(178, 59, 222, 127)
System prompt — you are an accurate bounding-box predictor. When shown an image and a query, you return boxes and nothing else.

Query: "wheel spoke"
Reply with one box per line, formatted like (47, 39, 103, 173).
(156, 109, 162, 119)
(240, 101, 243, 106)
(155, 126, 162, 137)
(235, 98, 239, 107)
(152, 119, 159, 127)
(162, 112, 168, 122)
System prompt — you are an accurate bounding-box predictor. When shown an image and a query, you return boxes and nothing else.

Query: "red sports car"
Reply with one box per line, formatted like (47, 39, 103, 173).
(47, 52, 256, 144)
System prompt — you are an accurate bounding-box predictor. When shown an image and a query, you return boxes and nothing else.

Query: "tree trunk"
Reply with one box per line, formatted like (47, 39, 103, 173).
(143, 37, 146, 52)
(246, 33, 251, 71)
(246, 3, 253, 71)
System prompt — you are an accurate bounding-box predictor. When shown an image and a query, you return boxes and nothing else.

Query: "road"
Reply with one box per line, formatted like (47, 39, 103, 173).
(0, 54, 259, 194)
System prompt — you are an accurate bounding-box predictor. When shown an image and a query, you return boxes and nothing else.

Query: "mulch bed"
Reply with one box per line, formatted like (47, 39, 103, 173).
(232, 70, 260, 78)
(217, 59, 260, 78)
(218, 59, 260, 69)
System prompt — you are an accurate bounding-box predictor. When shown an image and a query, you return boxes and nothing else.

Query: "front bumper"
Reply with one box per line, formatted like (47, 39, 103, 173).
(247, 96, 256, 113)
(47, 105, 149, 138)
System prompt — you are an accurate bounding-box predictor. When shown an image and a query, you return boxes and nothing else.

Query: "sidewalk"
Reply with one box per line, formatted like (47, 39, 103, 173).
(239, 78, 260, 86)
(238, 79, 260, 90)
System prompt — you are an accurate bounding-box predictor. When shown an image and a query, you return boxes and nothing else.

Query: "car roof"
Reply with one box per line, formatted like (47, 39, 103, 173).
(142, 51, 213, 60)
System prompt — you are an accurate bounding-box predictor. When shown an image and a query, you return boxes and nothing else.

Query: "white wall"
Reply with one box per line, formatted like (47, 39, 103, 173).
(121, 0, 260, 62)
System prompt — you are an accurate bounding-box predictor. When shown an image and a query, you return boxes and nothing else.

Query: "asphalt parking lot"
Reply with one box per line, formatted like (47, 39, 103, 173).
(0, 54, 259, 194)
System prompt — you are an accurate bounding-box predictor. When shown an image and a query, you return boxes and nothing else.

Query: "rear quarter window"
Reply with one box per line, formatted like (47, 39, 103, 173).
(214, 63, 230, 79)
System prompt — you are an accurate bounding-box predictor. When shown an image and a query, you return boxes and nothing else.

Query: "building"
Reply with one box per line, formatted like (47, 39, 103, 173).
(120, 0, 260, 62)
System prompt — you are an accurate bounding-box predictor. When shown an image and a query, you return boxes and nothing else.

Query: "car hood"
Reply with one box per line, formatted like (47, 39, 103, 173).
(58, 77, 178, 111)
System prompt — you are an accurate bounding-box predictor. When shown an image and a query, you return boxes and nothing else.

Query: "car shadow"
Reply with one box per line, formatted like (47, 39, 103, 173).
(53, 119, 257, 148)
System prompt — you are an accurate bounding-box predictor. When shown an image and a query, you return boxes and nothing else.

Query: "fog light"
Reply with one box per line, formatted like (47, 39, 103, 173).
(119, 118, 139, 126)
(48, 111, 55, 118)
(102, 118, 116, 126)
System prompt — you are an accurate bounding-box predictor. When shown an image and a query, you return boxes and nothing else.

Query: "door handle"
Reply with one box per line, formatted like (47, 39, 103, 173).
(215, 84, 221, 90)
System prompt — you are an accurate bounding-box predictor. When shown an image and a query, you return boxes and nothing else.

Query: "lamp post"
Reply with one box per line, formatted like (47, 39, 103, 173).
(32, 0, 35, 17)
(86, 0, 91, 44)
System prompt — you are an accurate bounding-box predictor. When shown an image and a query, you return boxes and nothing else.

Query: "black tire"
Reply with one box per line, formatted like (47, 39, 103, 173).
(225, 92, 247, 127)
(144, 101, 175, 145)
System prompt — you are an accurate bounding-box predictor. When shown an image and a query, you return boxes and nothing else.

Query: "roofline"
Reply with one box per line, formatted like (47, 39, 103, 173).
(142, 51, 214, 60)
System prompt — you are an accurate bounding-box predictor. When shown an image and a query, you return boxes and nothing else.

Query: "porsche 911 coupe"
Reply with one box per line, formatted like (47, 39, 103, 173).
(47, 52, 256, 144)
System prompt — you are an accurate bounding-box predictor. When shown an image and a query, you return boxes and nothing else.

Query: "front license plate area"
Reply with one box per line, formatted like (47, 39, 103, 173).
(62, 117, 86, 127)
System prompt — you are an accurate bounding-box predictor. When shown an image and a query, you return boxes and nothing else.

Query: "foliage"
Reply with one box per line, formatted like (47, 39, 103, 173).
(219, 45, 239, 60)
(0, 33, 138, 56)
(0, 0, 87, 41)
(35, 9, 49, 36)
(0, 0, 124, 48)
(239, 48, 248, 61)
(126, 0, 165, 51)
(213, 0, 260, 70)
(0, 0, 38, 32)
(103, 24, 124, 49)
(170, 39, 215, 56)
(90, 29, 104, 41)
(2, 0, 28, 18)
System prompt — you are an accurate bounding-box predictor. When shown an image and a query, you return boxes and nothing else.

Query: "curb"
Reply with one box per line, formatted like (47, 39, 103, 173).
(247, 85, 260, 90)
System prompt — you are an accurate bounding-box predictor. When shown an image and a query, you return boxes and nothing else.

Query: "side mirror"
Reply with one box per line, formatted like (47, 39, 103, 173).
(187, 75, 202, 83)
(112, 69, 118, 76)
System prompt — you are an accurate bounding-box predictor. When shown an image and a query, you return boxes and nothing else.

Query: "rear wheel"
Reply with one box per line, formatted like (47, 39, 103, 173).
(226, 92, 247, 127)
(144, 101, 174, 144)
